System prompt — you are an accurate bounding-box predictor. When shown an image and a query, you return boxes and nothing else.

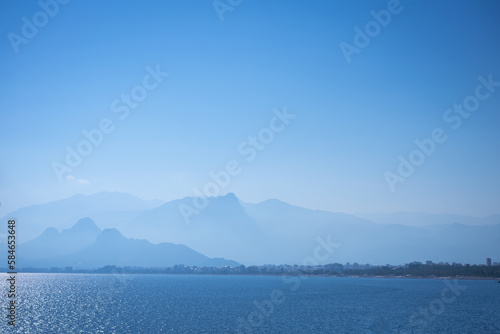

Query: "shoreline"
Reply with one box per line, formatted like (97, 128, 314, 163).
(3, 271, 500, 281)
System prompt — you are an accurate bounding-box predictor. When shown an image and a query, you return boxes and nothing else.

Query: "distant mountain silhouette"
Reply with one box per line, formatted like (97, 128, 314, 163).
(17, 218, 238, 269)
(242, 200, 500, 265)
(19, 217, 101, 260)
(116, 193, 500, 265)
(118, 193, 266, 264)
(354, 212, 500, 227)
(0, 191, 163, 243)
(2, 192, 500, 266)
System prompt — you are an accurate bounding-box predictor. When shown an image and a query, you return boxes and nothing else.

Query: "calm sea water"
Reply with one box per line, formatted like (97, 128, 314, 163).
(0, 274, 499, 333)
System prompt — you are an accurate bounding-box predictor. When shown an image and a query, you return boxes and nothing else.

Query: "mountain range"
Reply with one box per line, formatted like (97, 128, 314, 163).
(14, 217, 237, 269)
(1, 192, 499, 266)
(355, 212, 500, 227)
(1, 191, 162, 243)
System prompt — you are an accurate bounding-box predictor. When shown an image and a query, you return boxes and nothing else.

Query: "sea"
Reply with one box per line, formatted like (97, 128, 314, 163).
(0, 274, 499, 333)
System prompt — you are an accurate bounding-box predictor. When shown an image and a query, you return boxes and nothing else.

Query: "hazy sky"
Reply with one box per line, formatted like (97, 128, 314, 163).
(1, 0, 499, 217)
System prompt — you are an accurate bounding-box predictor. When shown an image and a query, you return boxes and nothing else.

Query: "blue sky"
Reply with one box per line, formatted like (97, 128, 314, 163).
(1, 0, 499, 217)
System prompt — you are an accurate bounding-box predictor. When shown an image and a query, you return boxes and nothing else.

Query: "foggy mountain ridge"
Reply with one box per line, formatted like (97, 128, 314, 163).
(354, 212, 500, 227)
(13, 217, 238, 269)
(0, 191, 164, 243)
(2, 192, 499, 266)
